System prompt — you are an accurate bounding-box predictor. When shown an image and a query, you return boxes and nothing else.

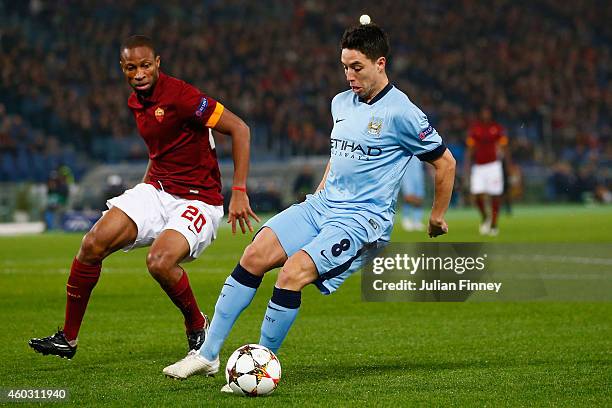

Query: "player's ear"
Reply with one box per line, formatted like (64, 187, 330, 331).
(155, 55, 160, 69)
(376, 56, 386, 72)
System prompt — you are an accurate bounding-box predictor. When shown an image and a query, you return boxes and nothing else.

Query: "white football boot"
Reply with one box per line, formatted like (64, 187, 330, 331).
(412, 221, 425, 231)
(479, 219, 491, 235)
(401, 218, 414, 231)
(163, 350, 219, 379)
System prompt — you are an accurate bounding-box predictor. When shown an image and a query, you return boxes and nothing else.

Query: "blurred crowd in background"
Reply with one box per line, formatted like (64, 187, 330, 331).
(0, 0, 610, 203)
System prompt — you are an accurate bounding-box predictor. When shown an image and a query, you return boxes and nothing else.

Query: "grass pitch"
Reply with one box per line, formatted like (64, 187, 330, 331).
(1, 204, 611, 406)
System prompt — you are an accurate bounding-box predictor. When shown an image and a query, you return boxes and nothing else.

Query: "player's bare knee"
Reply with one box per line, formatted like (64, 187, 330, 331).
(78, 232, 108, 264)
(277, 260, 314, 291)
(276, 268, 306, 291)
(146, 252, 175, 280)
(240, 243, 263, 273)
(240, 242, 272, 276)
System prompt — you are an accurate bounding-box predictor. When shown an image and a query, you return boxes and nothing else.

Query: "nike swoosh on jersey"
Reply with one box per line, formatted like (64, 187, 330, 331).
(335, 118, 346, 123)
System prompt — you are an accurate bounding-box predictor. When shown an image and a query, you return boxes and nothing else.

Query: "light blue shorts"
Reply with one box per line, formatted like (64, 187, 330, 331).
(263, 199, 386, 294)
(400, 158, 425, 198)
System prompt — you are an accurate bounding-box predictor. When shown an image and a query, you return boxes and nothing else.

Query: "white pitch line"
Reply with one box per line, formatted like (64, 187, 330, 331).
(489, 254, 612, 266)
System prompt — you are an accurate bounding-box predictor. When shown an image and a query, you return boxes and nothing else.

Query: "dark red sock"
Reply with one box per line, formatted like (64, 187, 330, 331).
(63, 258, 101, 341)
(165, 270, 205, 333)
(491, 196, 501, 228)
(475, 195, 487, 221)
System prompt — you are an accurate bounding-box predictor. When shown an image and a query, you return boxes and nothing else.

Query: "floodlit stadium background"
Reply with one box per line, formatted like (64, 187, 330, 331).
(1, 2, 611, 406)
(0, 0, 610, 230)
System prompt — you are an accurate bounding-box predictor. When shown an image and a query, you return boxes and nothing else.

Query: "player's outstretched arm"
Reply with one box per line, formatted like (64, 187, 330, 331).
(213, 108, 260, 233)
(427, 149, 456, 238)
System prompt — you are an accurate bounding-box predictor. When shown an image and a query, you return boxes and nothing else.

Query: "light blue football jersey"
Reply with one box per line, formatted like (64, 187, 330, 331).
(307, 84, 444, 242)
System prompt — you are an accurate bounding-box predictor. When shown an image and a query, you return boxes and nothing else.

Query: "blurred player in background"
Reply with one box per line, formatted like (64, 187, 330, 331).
(28, 35, 259, 359)
(464, 106, 508, 236)
(162, 22, 456, 386)
(400, 158, 426, 231)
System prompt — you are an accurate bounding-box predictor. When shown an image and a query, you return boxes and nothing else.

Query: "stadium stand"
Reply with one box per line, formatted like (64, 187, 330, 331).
(0, 0, 610, 202)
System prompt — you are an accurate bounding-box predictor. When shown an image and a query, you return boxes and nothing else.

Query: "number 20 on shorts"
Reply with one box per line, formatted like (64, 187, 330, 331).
(181, 205, 206, 233)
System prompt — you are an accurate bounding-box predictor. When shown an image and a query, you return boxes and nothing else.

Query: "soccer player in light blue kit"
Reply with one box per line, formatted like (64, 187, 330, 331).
(400, 158, 426, 231)
(163, 23, 456, 383)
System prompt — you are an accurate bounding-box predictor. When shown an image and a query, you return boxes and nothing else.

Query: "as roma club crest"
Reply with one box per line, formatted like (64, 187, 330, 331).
(367, 117, 384, 136)
(154, 107, 165, 123)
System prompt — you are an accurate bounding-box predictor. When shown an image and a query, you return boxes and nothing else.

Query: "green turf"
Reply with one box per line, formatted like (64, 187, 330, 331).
(0, 205, 610, 406)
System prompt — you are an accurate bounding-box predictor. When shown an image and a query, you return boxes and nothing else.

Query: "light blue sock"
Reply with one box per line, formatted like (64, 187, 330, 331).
(200, 265, 262, 360)
(413, 205, 424, 224)
(259, 287, 301, 354)
(402, 202, 412, 220)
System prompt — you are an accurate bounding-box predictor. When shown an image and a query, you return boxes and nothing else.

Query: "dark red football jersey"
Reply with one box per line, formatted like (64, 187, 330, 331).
(127, 72, 225, 205)
(466, 121, 507, 164)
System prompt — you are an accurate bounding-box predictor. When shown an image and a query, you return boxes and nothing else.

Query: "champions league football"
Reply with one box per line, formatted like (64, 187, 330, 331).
(225, 344, 281, 396)
(6, 3, 609, 406)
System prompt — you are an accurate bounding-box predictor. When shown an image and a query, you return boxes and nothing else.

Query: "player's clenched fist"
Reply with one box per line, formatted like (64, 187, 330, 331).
(428, 217, 448, 238)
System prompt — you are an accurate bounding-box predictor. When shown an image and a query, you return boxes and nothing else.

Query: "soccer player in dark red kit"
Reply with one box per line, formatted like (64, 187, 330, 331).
(28, 35, 259, 359)
(464, 106, 508, 236)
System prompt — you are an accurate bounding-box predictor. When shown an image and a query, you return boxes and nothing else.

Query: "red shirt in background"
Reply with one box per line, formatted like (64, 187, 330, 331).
(127, 72, 225, 205)
(466, 121, 508, 165)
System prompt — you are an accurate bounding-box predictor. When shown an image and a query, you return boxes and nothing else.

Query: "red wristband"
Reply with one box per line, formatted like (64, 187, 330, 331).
(232, 186, 247, 193)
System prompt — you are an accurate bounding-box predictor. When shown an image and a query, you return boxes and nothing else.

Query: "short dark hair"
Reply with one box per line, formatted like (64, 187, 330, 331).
(120, 35, 157, 57)
(340, 24, 389, 61)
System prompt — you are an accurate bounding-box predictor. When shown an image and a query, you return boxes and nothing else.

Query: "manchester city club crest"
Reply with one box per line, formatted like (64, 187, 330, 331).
(367, 117, 384, 135)
(155, 107, 165, 123)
